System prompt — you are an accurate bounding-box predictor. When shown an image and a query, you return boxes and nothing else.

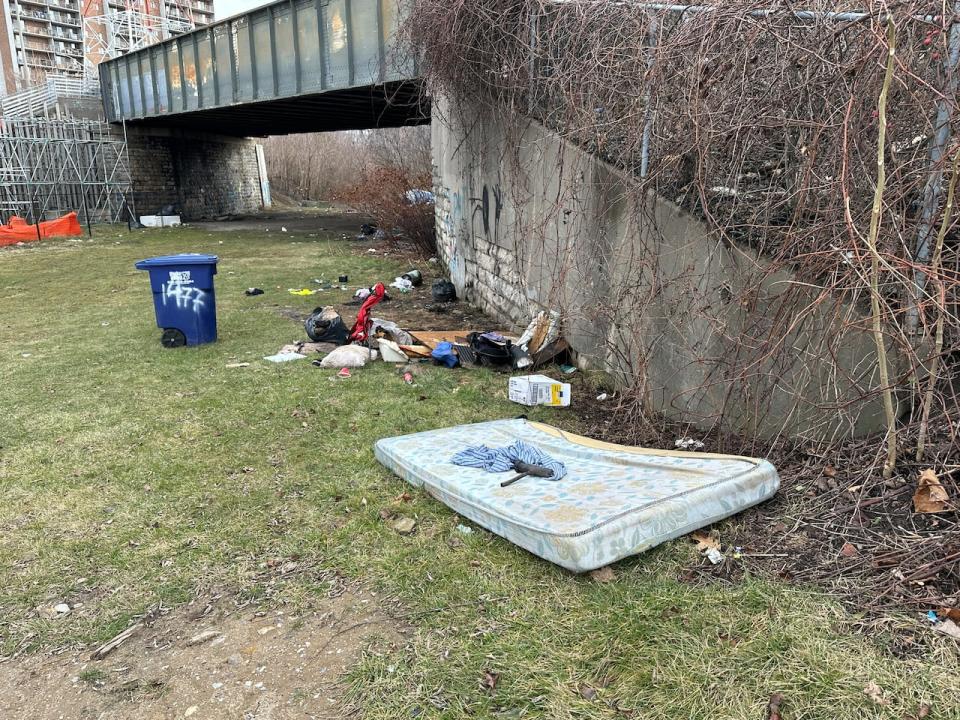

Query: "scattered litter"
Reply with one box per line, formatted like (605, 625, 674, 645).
(596, 393, 608, 401)
(403, 372, 414, 385)
(377, 338, 408, 363)
(913, 469, 949, 513)
(21, 353, 32, 358)
(402, 269, 423, 286)
(391, 517, 417, 535)
(264, 352, 308, 363)
(53, 602, 71, 614)
(675, 438, 705, 451)
(304, 306, 349, 344)
(359, 223, 377, 236)
(245, 287, 264, 296)
(281, 226, 288, 232)
(139, 214, 181, 227)
(225, 362, 250, 368)
(428, 256, 438, 264)
(338, 274, 348, 283)
(349, 283, 386, 342)
(933, 618, 960, 640)
(279, 341, 338, 355)
(354, 288, 371, 300)
(509, 375, 571, 407)
(589, 566, 616, 583)
(367, 248, 377, 253)
(405, 189, 435, 205)
(337, 367, 352, 379)
(559, 364, 577, 375)
(370, 318, 414, 345)
(456, 524, 474, 535)
(705, 547, 725, 565)
(319, 344, 378, 368)
(840, 542, 858, 557)
(517, 310, 561, 355)
(431, 341, 460, 368)
(431, 279, 457, 303)
(101, 321, 110, 327)
(288, 288, 318, 296)
(467, 332, 513, 367)
(186, 629, 223, 646)
(389, 276, 413, 292)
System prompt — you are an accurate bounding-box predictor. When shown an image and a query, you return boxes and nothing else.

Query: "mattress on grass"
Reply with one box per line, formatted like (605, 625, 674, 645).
(374, 419, 779, 572)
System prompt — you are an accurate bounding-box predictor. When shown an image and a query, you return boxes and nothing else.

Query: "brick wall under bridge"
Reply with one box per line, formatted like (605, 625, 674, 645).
(125, 126, 267, 220)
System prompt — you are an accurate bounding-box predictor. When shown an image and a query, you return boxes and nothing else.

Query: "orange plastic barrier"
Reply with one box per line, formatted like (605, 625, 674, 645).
(0, 211, 83, 247)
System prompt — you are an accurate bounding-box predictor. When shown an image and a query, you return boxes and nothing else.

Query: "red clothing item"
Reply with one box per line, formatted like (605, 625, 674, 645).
(348, 282, 386, 342)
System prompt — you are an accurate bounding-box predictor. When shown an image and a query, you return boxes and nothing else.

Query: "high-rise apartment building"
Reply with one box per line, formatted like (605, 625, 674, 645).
(0, 0, 212, 95)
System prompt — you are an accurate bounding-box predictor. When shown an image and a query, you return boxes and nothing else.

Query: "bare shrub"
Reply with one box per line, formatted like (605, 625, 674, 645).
(263, 126, 436, 255)
(402, 1, 960, 457)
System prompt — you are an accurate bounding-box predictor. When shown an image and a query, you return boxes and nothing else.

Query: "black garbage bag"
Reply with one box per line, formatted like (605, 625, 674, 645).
(467, 332, 513, 366)
(304, 306, 349, 344)
(431, 279, 457, 303)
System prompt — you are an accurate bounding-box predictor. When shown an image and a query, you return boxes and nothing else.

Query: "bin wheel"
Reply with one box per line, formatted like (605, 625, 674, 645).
(161, 328, 187, 348)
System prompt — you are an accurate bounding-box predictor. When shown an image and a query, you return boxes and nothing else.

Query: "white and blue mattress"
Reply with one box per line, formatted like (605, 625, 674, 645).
(374, 419, 779, 572)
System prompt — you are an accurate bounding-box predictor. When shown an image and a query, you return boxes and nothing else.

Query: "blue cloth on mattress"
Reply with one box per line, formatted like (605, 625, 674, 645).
(451, 441, 567, 479)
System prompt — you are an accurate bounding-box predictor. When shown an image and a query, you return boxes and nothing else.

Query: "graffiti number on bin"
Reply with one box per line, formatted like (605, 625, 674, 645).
(162, 269, 206, 314)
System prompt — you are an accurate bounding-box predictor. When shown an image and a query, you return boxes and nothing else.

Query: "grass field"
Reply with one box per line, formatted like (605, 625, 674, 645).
(1, 220, 956, 719)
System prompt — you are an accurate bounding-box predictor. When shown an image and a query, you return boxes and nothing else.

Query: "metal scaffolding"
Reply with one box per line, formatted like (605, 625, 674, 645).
(0, 117, 134, 226)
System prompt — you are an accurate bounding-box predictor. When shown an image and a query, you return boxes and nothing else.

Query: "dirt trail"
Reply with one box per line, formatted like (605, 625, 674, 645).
(0, 588, 403, 719)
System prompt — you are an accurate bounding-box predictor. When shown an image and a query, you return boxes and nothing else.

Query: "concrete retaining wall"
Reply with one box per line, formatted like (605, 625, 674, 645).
(432, 99, 896, 440)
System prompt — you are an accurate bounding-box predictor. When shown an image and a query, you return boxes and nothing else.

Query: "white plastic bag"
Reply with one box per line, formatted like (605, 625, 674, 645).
(319, 344, 379, 368)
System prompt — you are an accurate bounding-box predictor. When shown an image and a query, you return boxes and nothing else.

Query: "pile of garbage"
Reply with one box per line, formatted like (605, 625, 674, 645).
(262, 268, 572, 402)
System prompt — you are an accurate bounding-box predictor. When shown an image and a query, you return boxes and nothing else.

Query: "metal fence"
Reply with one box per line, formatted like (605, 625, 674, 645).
(0, 117, 134, 226)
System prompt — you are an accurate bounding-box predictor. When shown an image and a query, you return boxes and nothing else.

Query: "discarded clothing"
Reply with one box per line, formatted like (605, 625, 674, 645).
(431, 341, 459, 368)
(451, 440, 567, 480)
(349, 282, 386, 342)
(245, 287, 264, 296)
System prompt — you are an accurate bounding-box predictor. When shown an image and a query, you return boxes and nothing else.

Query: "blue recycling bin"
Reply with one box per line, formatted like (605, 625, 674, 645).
(135, 253, 219, 347)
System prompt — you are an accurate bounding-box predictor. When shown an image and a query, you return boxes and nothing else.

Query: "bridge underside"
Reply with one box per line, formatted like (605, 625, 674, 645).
(124, 79, 428, 137)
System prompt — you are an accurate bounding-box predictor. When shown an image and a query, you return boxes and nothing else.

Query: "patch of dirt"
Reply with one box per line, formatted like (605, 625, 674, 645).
(0, 587, 404, 719)
(197, 207, 367, 236)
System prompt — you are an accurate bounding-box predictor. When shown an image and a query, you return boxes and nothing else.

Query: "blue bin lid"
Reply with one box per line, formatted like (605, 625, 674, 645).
(135, 253, 219, 269)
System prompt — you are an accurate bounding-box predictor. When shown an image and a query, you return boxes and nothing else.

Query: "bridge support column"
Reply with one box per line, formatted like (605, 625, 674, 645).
(124, 127, 267, 220)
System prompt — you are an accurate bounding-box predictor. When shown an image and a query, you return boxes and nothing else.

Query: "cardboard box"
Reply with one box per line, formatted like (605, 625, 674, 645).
(508, 374, 571, 407)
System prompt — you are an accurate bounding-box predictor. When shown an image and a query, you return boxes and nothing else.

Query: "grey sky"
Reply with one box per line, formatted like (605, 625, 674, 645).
(215, 0, 273, 21)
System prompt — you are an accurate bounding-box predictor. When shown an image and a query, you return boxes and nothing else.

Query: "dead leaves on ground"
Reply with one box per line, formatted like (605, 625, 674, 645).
(766, 692, 784, 720)
(589, 566, 617, 583)
(480, 669, 500, 692)
(691, 530, 721, 551)
(913, 469, 950, 514)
